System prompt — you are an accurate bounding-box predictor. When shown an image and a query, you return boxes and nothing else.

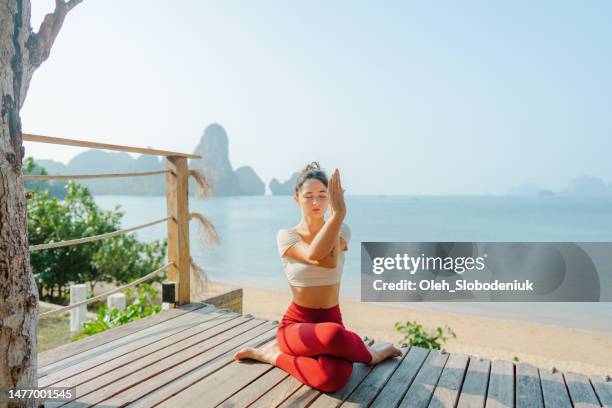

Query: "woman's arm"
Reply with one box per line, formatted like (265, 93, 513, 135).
(304, 212, 344, 261)
(282, 221, 348, 267)
(305, 168, 346, 261)
(284, 232, 340, 268)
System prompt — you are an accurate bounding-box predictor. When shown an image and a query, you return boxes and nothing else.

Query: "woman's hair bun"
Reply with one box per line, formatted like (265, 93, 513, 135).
(301, 161, 321, 173)
(294, 161, 328, 194)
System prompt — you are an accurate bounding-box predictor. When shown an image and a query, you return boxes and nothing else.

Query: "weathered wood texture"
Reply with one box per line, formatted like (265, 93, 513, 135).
(201, 288, 244, 314)
(2, 0, 85, 396)
(23, 134, 201, 159)
(0, 0, 118, 399)
(37, 303, 612, 408)
(165, 156, 191, 304)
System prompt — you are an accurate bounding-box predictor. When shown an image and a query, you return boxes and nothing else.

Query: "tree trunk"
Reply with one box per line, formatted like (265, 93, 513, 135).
(0, 1, 40, 403)
(1, 1, 82, 404)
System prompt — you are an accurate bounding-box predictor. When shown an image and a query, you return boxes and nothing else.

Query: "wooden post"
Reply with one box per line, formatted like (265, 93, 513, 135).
(165, 156, 191, 305)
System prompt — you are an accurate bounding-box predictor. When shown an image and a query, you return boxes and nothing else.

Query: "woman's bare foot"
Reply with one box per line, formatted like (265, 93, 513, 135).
(367, 342, 403, 365)
(233, 339, 281, 365)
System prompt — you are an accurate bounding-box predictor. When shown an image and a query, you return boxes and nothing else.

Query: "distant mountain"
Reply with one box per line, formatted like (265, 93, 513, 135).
(562, 175, 611, 196)
(66, 149, 165, 195)
(507, 182, 545, 196)
(188, 124, 266, 196)
(508, 176, 612, 197)
(269, 172, 299, 195)
(23, 158, 67, 199)
(33, 123, 266, 196)
(36, 159, 67, 174)
(537, 189, 555, 197)
(189, 124, 243, 196)
(235, 166, 265, 196)
(34, 152, 164, 195)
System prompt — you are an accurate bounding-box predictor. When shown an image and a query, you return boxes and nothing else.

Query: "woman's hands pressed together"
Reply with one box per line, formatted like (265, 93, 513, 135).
(328, 168, 346, 220)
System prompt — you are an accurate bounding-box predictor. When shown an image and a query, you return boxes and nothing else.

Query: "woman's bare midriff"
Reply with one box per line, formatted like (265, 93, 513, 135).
(290, 283, 340, 309)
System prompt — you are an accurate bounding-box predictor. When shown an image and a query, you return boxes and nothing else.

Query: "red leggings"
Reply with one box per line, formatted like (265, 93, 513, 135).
(274, 301, 372, 392)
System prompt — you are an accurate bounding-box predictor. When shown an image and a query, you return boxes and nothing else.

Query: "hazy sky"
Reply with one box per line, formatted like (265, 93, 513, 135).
(23, 1, 612, 195)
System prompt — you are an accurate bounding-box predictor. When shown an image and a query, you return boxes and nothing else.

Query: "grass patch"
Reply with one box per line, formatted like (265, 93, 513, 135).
(37, 308, 82, 352)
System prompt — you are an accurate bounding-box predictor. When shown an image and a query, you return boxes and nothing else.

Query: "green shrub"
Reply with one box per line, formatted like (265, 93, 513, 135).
(394, 320, 456, 350)
(27, 177, 167, 302)
(73, 283, 162, 340)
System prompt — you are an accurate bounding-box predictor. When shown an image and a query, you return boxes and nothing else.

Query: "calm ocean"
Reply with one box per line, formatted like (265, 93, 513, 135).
(94, 195, 612, 334)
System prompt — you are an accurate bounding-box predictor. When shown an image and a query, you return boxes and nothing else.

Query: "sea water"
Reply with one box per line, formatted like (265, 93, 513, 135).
(94, 194, 612, 333)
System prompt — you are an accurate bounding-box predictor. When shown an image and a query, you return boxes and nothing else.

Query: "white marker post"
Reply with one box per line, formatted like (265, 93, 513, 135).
(107, 293, 126, 311)
(70, 284, 87, 332)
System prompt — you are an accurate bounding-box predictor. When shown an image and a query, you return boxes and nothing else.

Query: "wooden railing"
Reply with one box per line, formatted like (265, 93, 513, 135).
(24, 133, 209, 316)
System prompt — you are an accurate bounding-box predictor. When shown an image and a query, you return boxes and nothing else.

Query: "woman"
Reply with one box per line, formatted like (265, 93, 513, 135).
(233, 162, 402, 392)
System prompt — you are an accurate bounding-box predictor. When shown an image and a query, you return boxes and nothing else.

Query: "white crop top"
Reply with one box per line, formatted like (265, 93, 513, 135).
(276, 223, 351, 287)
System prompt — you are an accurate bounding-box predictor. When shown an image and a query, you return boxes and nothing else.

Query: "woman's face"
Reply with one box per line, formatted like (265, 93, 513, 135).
(294, 178, 329, 218)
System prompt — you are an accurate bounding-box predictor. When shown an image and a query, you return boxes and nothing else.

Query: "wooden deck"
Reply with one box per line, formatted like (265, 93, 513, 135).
(38, 302, 612, 407)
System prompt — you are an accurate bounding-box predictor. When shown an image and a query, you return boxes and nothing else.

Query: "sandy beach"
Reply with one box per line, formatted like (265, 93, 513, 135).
(203, 281, 612, 377)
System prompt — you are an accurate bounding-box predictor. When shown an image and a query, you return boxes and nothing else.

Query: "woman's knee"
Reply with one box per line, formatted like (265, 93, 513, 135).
(314, 358, 353, 392)
(317, 322, 348, 348)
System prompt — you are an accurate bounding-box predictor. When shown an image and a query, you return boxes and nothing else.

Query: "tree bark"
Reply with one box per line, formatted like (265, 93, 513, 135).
(1, 1, 82, 405)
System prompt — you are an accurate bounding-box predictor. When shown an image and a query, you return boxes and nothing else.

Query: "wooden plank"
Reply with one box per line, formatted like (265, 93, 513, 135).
(308, 362, 374, 407)
(590, 374, 612, 407)
(277, 384, 321, 407)
(37, 302, 207, 369)
(261, 346, 406, 408)
(45, 324, 276, 408)
(398, 349, 450, 408)
(43, 317, 253, 408)
(180, 360, 276, 408)
(516, 363, 544, 408)
(249, 375, 305, 407)
(53, 317, 268, 407)
(115, 321, 277, 408)
(23, 133, 201, 159)
(341, 346, 409, 407)
(42, 315, 253, 408)
(485, 360, 515, 408)
(40, 310, 240, 388)
(456, 356, 491, 408)
(38, 303, 217, 378)
(565, 372, 602, 408)
(429, 353, 470, 408)
(165, 156, 191, 305)
(539, 368, 572, 408)
(158, 337, 278, 408)
(369, 346, 430, 408)
(217, 368, 289, 407)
